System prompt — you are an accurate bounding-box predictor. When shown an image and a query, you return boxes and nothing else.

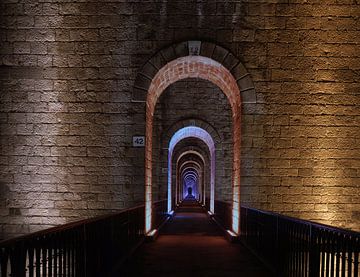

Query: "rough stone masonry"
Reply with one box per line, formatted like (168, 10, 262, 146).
(0, 0, 359, 239)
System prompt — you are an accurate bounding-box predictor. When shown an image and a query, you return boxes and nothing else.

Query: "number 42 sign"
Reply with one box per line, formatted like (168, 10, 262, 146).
(133, 136, 145, 147)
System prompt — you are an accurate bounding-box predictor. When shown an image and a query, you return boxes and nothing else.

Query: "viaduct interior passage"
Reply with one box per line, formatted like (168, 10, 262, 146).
(124, 42, 266, 275)
(145, 54, 242, 235)
(0, 40, 359, 277)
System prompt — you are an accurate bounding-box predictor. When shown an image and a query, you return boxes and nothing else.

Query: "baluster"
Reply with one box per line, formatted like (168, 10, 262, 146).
(75, 228, 83, 277)
(297, 225, 301, 276)
(4, 250, 10, 277)
(48, 236, 53, 277)
(336, 233, 340, 277)
(300, 225, 305, 276)
(67, 233, 71, 277)
(295, 225, 299, 277)
(305, 225, 310, 277)
(291, 224, 295, 277)
(281, 220, 286, 276)
(42, 245, 47, 277)
(330, 232, 335, 277)
(291, 224, 295, 276)
(321, 230, 326, 277)
(309, 226, 320, 277)
(348, 235, 353, 277)
(0, 248, 2, 276)
(35, 243, 41, 277)
(341, 235, 346, 277)
(306, 225, 310, 277)
(288, 223, 292, 276)
(63, 235, 67, 277)
(71, 231, 75, 277)
(299, 225, 303, 276)
(0, 248, 5, 276)
(303, 225, 307, 276)
(28, 245, 34, 277)
(58, 237, 63, 277)
(296, 224, 299, 277)
(53, 233, 58, 277)
(11, 242, 27, 277)
(353, 236, 358, 277)
(324, 230, 330, 277)
(288, 222, 292, 276)
(83, 224, 88, 277)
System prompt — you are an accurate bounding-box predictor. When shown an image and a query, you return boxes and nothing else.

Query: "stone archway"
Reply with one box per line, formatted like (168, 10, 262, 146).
(178, 159, 203, 204)
(176, 149, 207, 206)
(137, 41, 253, 235)
(167, 126, 216, 214)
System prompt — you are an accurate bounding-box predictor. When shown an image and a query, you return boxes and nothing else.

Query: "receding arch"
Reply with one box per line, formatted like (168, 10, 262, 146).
(179, 161, 202, 173)
(144, 54, 242, 235)
(177, 150, 206, 166)
(178, 161, 203, 205)
(168, 121, 217, 207)
(176, 151, 206, 205)
(182, 169, 199, 199)
(163, 118, 222, 148)
(167, 126, 215, 214)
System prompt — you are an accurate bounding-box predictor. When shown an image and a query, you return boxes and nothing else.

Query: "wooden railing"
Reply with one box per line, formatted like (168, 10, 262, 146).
(0, 200, 167, 277)
(211, 200, 360, 277)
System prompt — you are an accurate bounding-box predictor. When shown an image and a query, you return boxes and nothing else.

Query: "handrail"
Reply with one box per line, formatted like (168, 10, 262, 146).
(241, 204, 360, 237)
(0, 200, 166, 246)
(210, 200, 360, 277)
(0, 199, 168, 277)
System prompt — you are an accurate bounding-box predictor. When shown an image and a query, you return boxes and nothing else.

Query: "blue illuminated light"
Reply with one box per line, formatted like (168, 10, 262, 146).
(182, 169, 199, 199)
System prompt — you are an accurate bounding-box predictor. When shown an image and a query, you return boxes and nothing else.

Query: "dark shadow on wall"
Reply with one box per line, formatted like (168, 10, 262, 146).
(52, 2, 145, 224)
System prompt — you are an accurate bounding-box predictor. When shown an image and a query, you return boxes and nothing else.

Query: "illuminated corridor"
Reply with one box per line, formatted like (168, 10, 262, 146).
(120, 199, 270, 277)
(1, 1, 360, 276)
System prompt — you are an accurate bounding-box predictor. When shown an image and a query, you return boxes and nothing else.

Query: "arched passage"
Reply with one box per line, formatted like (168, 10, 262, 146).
(178, 160, 203, 203)
(145, 55, 241, 235)
(182, 168, 199, 199)
(176, 150, 206, 205)
(166, 119, 218, 208)
(168, 126, 215, 214)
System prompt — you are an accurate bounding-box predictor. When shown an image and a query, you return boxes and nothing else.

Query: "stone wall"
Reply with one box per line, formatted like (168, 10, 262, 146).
(0, 0, 359, 239)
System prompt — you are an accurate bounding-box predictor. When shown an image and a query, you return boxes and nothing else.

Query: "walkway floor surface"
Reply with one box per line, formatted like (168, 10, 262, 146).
(120, 199, 272, 277)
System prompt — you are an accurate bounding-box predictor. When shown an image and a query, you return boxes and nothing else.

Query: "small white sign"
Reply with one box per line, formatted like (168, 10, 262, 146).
(188, 41, 201, 56)
(133, 136, 145, 147)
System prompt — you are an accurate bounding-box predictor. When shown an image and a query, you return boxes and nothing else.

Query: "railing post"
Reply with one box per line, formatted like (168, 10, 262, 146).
(83, 224, 87, 277)
(354, 236, 359, 277)
(11, 243, 26, 277)
(309, 225, 320, 277)
(275, 215, 280, 276)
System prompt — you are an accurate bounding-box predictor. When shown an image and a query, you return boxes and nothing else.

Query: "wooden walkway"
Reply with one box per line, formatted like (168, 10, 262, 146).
(119, 199, 272, 277)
